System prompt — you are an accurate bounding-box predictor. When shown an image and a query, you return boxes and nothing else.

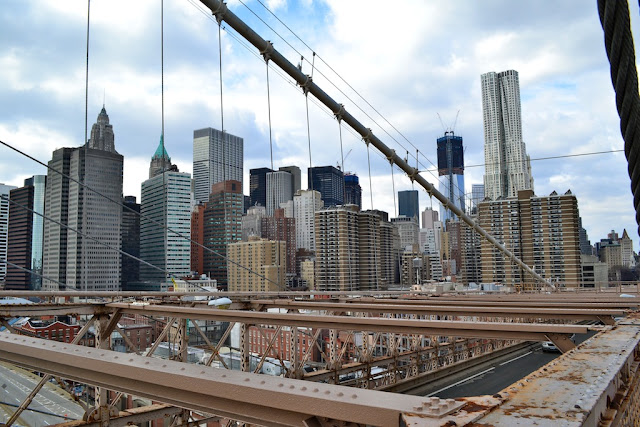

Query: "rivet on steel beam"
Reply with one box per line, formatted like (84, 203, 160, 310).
(278, 384, 284, 388)
(244, 378, 250, 382)
(351, 394, 358, 399)
(300, 386, 306, 391)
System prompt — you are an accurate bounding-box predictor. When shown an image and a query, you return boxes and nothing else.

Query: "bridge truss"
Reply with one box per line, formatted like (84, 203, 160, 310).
(0, 290, 639, 426)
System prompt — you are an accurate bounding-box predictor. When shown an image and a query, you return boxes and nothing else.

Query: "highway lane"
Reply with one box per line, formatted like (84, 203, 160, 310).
(0, 362, 84, 426)
(427, 331, 597, 399)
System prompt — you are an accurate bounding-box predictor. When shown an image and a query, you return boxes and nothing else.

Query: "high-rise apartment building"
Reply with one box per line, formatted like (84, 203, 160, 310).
(478, 189, 581, 289)
(308, 166, 344, 208)
(121, 195, 140, 289)
(292, 189, 323, 251)
(261, 209, 296, 275)
(140, 142, 192, 283)
(190, 203, 206, 276)
(398, 190, 419, 220)
(193, 128, 243, 204)
(266, 170, 293, 215)
(437, 132, 465, 223)
(43, 107, 123, 291)
(314, 206, 395, 291)
(203, 180, 243, 288)
(249, 167, 272, 208)
(227, 236, 285, 292)
(481, 70, 533, 200)
(344, 173, 362, 209)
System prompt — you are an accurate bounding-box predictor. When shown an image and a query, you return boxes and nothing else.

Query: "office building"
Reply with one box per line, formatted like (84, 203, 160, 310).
(266, 170, 293, 215)
(140, 142, 192, 283)
(149, 135, 175, 179)
(344, 173, 362, 209)
(6, 178, 44, 290)
(279, 166, 301, 196)
(0, 184, 17, 284)
(43, 107, 123, 291)
(471, 184, 485, 212)
(242, 204, 266, 241)
(227, 236, 285, 292)
(293, 189, 323, 251)
(437, 132, 465, 223)
(249, 167, 272, 208)
(121, 195, 140, 289)
(391, 215, 419, 249)
(398, 190, 419, 220)
(193, 128, 243, 204)
(308, 165, 344, 208)
(481, 70, 533, 199)
(261, 209, 296, 275)
(190, 203, 206, 276)
(203, 180, 243, 288)
(478, 189, 581, 289)
(421, 207, 438, 230)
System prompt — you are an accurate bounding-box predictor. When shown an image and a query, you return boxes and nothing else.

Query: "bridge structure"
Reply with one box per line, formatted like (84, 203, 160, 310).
(1, 0, 640, 425)
(0, 289, 639, 426)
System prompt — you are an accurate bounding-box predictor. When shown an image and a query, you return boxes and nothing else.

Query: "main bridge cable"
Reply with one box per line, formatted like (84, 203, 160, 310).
(0, 140, 281, 289)
(598, 0, 640, 236)
(198, 0, 547, 287)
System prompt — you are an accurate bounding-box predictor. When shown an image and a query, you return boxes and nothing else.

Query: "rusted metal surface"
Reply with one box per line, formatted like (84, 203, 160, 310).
(52, 404, 182, 426)
(475, 320, 640, 426)
(0, 334, 480, 426)
(107, 302, 588, 341)
(247, 299, 624, 322)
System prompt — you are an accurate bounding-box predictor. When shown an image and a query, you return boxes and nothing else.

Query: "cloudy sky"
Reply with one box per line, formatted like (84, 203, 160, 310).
(1, 0, 639, 250)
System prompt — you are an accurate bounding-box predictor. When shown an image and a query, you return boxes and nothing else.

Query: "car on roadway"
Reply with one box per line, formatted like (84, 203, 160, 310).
(541, 341, 559, 352)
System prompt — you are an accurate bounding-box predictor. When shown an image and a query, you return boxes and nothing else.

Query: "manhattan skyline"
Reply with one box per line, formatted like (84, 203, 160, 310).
(0, 1, 638, 249)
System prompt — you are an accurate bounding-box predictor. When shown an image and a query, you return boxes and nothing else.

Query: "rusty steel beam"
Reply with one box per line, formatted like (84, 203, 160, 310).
(0, 303, 99, 317)
(0, 335, 459, 426)
(351, 297, 640, 309)
(54, 404, 182, 427)
(107, 302, 588, 341)
(247, 299, 624, 322)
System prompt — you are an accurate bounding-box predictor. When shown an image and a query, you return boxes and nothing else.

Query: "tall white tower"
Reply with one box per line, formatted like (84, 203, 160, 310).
(481, 70, 533, 200)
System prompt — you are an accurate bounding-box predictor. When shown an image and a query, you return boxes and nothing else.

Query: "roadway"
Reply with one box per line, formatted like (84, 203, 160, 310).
(425, 331, 598, 399)
(0, 362, 84, 426)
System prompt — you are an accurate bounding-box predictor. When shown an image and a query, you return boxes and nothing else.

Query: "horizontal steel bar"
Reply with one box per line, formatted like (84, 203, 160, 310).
(107, 303, 588, 341)
(0, 335, 443, 426)
(247, 300, 624, 321)
(0, 304, 98, 317)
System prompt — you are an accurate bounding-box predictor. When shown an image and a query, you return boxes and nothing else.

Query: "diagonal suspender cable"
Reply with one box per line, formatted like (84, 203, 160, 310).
(0, 140, 281, 288)
(598, 0, 640, 236)
(82, 0, 90, 292)
(199, 0, 547, 287)
(1, 259, 68, 291)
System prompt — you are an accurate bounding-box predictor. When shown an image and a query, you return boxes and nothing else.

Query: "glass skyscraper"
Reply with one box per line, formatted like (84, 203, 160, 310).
(437, 132, 465, 223)
(398, 190, 419, 220)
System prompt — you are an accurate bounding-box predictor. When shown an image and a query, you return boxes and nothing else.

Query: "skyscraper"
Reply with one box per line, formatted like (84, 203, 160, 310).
(204, 180, 243, 288)
(140, 141, 192, 284)
(471, 184, 485, 212)
(344, 173, 362, 209)
(437, 132, 465, 223)
(398, 190, 419, 220)
(292, 189, 323, 252)
(43, 107, 123, 291)
(266, 170, 293, 215)
(1, 183, 18, 284)
(6, 176, 46, 290)
(481, 70, 534, 200)
(308, 165, 344, 208)
(279, 166, 301, 196)
(249, 167, 272, 208)
(121, 196, 140, 289)
(193, 128, 243, 204)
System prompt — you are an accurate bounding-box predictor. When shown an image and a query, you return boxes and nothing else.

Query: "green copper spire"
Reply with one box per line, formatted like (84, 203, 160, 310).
(152, 134, 171, 161)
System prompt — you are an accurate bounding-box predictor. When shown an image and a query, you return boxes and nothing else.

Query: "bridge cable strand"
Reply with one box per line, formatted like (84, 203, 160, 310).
(82, 0, 91, 293)
(0, 140, 281, 288)
(598, 0, 640, 236)
(161, 0, 169, 283)
(0, 259, 68, 291)
(217, 20, 229, 233)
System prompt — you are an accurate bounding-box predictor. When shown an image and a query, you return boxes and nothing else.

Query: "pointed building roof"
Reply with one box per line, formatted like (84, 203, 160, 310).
(152, 134, 171, 161)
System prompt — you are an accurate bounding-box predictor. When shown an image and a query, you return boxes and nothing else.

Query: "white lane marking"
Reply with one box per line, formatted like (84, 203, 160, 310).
(499, 351, 533, 366)
(427, 367, 495, 397)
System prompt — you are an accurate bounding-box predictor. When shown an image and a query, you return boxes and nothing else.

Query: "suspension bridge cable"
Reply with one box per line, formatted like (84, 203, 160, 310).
(0, 140, 282, 288)
(1, 259, 68, 291)
(82, 0, 91, 293)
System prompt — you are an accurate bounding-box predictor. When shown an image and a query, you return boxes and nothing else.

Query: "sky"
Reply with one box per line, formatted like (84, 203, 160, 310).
(1, 0, 639, 250)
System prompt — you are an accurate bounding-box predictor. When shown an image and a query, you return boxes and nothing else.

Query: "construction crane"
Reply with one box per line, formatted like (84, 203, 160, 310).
(337, 148, 352, 171)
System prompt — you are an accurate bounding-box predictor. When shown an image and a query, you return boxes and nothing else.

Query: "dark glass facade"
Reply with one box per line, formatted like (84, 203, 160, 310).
(308, 165, 344, 208)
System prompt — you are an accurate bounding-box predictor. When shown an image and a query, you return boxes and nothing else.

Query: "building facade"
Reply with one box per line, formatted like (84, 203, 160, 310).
(391, 215, 419, 250)
(293, 190, 323, 252)
(227, 236, 286, 292)
(308, 166, 344, 208)
(249, 167, 272, 209)
(193, 128, 243, 204)
(481, 70, 533, 200)
(203, 180, 243, 288)
(261, 209, 296, 275)
(344, 173, 362, 210)
(140, 145, 192, 283)
(478, 189, 581, 289)
(398, 190, 419, 220)
(121, 195, 140, 289)
(190, 204, 206, 276)
(266, 170, 293, 216)
(437, 132, 465, 223)
(43, 107, 123, 291)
